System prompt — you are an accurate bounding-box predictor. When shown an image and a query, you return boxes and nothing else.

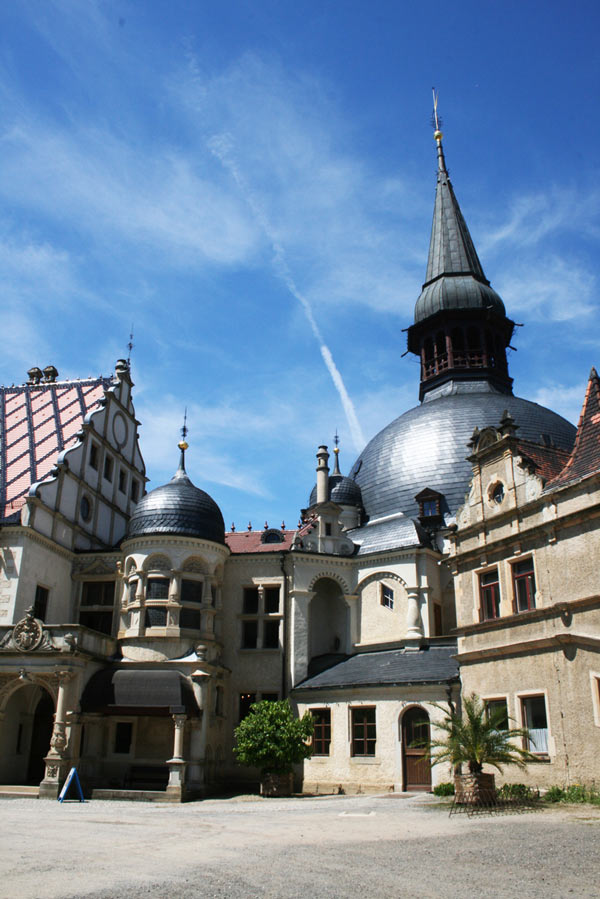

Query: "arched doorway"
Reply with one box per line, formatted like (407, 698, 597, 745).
(401, 706, 431, 792)
(309, 578, 349, 663)
(0, 684, 54, 786)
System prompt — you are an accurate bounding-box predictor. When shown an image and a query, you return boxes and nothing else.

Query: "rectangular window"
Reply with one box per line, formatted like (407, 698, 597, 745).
(263, 619, 280, 649)
(243, 587, 259, 614)
(103, 455, 113, 482)
(311, 708, 331, 756)
(242, 619, 258, 649)
(89, 443, 99, 470)
(145, 607, 168, 628)
(147, 577, 169, 600)
(114, 722, 133, 754)
(264, 586, 280, 614)
(485, 698, 509, 731)
(351, 707, 376, 757)
(33, 585, 49, 621)
(118, 469, 127, 493)
(181, 579, 203, 604)
(381, 585, 394, 610)
(239, 692, 256, 721)
(325, 522, 332, 536)
(131, 479, 140, 503)
(179, 608, 201, 630)
(521, 695, 549, 754)
(79, 610, 113, 634)
(512, 558, 536, 612)
(479, 568, 500, 621)
(81, 581, 115, 607)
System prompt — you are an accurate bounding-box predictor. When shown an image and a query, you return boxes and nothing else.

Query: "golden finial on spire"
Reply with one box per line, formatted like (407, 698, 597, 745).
(432, 87, 443, 141)
(178, 408, 189, 451)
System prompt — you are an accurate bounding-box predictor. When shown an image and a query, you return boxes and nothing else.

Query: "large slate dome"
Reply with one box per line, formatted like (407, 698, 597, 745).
(349, 385, 576, 523)
(127, 454, 225, 544)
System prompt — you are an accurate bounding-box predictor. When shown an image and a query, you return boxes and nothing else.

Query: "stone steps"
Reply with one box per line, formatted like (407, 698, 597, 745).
(0, 785, 39, 799)
(91, 788, 174, 802)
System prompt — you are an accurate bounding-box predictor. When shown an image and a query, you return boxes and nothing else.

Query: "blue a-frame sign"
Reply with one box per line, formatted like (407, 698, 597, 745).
(57, 767, 85, 803)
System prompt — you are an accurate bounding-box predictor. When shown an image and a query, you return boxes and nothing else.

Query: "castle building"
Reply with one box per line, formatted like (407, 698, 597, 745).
(0, 126, 597, 799)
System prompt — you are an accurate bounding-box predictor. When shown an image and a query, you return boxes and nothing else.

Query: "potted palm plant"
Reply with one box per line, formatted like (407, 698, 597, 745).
(234, 699, 314, 796)
(428, 694, 537, 804)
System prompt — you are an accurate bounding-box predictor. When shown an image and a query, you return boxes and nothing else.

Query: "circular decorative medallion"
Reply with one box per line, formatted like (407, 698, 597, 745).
(112, 412, 128, 448)
(13, 615, 43, 652)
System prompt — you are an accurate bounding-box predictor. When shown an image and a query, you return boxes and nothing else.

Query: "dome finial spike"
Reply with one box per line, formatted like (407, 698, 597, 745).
(431, 87, 447, 174)
(332, 429, 341, 475)
(177, 407, 189, 473)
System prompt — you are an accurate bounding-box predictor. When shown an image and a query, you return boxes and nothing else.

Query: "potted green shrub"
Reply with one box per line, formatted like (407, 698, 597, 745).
(234, 699, 314, 796)
(428, 694, 537, 804)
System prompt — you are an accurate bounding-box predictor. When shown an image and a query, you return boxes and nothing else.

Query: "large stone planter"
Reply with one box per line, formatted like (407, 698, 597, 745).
(454, 772, 496, 805)
(260, 772, 293, 797)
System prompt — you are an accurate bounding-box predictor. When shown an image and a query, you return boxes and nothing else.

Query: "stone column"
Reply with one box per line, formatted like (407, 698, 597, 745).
(39, 669, 75, 799)
(289, 590, 314, 687)
(166, 714, 187, 800)
(405, 588, 424, 650)
(344, 594, 360, 652)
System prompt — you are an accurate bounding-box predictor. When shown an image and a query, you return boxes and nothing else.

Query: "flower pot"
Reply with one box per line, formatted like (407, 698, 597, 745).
(260, 772, 293, 797)
(454, 772, 496, 805)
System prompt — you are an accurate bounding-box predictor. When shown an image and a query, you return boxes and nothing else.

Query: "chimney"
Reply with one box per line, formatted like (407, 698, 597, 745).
(316, 445, 330, 504)
(43, 365, 58, 383)
(27, 367, 43, 385)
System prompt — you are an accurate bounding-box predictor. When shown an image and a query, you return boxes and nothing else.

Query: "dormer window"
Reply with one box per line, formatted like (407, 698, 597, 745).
(415, 488, 443, 525)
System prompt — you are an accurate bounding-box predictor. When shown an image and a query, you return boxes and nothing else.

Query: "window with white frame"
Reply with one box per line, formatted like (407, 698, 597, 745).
(240, 585, 282, 650)
(381, 584, 394, 610)
(512, 558, 536, 612)
(479, 568, 500, 621)
(521, 695, 549, 754)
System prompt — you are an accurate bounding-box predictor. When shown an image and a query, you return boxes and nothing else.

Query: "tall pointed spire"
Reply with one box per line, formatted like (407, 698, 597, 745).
(406, 97, 515, 401)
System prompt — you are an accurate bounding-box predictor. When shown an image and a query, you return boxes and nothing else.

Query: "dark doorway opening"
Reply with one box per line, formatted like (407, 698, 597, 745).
(402, 706, 431, 792)
(27, 692, 54, 784)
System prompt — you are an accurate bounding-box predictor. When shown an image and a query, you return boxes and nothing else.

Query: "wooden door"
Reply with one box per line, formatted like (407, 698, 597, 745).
(402, 707, 431, 792)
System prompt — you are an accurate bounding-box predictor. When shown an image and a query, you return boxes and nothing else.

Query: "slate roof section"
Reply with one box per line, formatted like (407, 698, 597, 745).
(308, 473, 363, 507)
(293, 643, 459, 691)
(0, 375, 113, 523)
(225, 528, 296, 553)
(547, 368, 600, 491)
(350, 386, 576, 524)
(127, 453, 225, 544)
(347, 514, 426, 555)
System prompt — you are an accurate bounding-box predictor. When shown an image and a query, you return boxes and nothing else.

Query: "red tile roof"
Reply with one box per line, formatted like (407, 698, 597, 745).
(515, 440, 571, 483)
(225, 529, 297, 553)
(0, 376, 114, 522)
(547, 368, 600, 491)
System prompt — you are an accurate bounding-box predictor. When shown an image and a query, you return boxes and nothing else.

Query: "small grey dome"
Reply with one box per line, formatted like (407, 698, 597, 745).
(414, 276, 506, 324)
(127, 458, 225, 544)
(309, 474, 363, 507)
(349, 385, 576, 523)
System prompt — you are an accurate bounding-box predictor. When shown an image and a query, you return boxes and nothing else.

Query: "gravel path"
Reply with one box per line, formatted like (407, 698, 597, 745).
(1, 793, 599, 898)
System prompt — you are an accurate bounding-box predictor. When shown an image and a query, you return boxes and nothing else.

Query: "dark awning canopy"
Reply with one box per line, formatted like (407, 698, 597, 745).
(81, 668, 198, 715)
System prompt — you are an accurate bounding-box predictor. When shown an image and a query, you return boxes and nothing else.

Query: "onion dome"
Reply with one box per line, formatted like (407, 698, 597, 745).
(127, 443, 225, 544)
(308, 442, 363, 507)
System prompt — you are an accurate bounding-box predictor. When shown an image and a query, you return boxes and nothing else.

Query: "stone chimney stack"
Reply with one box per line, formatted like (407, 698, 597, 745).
(316, 445, 330, 504)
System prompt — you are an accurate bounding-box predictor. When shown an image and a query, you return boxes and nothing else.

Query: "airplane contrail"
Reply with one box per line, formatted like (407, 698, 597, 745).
(208, 133, 366, 452)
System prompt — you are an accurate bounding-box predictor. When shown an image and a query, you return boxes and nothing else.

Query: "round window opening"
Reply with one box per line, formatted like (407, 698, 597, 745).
(491, 482, 505, 505)
(80, 495, 92, 521)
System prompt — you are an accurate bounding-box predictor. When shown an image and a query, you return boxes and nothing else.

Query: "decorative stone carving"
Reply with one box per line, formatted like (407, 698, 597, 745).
(45, 764, 59, 779)
(50, 722, 67, 753)
(182, 559, 206, 574)
(13, 610, 43, 652)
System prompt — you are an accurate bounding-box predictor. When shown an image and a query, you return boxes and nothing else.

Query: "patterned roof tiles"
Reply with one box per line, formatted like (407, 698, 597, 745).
(0, 376, 113, 522)
(225, 529, 296, 553)
(547, 368, 600, 491)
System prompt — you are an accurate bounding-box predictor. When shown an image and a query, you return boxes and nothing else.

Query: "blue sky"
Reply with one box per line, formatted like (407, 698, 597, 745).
(1, 0, 599, 531)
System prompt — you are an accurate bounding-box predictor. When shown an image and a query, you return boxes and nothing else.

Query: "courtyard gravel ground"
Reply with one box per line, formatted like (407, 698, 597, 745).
(0, 792, 599, 898)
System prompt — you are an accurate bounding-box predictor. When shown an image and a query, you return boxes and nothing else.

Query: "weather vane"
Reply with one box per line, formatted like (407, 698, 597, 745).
(179, 408, 189, 450)
(431, 88, 443, 138)
(127, 324, 134, 366)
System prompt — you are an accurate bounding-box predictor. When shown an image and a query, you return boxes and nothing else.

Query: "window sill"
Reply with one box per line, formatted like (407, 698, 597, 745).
(529, 754, 551, 764)
(349, 757, 380, 765)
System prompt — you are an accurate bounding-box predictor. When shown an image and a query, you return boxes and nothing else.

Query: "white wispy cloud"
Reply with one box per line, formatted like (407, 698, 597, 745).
(530, 382, 587, 426)
(496, 256, 596, 321)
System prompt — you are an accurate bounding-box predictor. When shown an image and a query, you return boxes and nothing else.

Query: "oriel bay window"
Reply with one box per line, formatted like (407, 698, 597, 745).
(512, 558, 536, 612)
(351, 707, 376, 757)
(147, 577, 169, 600)
(479, 568, 500, 621)
(311, 709, 331, 756)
